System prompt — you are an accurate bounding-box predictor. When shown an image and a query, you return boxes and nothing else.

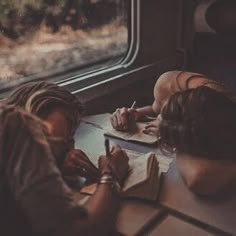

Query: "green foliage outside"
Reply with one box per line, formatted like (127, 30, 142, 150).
(0, 0, 42, 17)
(0, 0, 120, 39)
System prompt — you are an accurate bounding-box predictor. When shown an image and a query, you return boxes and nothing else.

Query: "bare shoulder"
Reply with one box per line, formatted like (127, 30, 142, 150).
(154, 71, 181, 91)
(157, 70, 211, 90)
(157, 71, 181, 84)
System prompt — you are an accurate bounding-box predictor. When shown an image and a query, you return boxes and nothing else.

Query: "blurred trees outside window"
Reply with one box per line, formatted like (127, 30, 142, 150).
(0, 0, 128, 90)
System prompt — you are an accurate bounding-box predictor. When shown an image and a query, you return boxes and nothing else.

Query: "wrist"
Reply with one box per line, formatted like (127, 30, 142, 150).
(134, 109, 142, 121)
(99, 173, 113, 183)
(99, 173, 121, 195)
(100, 166, 113, 176)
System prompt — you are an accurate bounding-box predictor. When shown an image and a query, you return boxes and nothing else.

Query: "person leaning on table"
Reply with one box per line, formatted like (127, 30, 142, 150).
(0, 104, 129, 236)
(110, 70, 235, 135)
(158, 86, 236, 196)
(4, 81, 102, 185)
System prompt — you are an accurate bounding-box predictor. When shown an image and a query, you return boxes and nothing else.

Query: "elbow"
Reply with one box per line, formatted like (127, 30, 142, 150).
(181, 168, 217, 196)
(184, 174, 206, 195)
(183, 171, 222, 196)
(177, 154, 236, 196)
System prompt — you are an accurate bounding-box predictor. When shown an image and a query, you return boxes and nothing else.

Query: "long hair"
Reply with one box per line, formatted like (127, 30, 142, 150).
(4, 81, 83, 137)
(0, 104, 52, 236)
(0, 105, 51, 165)
(158, 86, 236, 161)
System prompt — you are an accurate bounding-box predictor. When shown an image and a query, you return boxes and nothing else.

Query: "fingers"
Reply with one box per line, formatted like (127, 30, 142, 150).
(111, 145, 128, 161)
(65, 146, 130, 184)
(64, 158, 98, 177)
(143, 126, 159, 135)
(110, 107, 130, 131)
(127, 108, 139, 121)
(63, 149, 99, 180)
(98, 145, 129, 184)
(69, 149, 97, 168)
(98, 155, 111, 176)
(143, 118, 161, 135)
(110, 144, 121, 153)
(143, 122, 160, 135)
(111, 108, 127, 130)
(65, 150, 90, 167)
(77, 162, 100, 181)
(67, 149, 89, 160)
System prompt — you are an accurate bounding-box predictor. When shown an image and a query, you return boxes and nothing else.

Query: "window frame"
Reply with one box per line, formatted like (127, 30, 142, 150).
(60, 0, 184, 104)
(58, 0, 140, 96)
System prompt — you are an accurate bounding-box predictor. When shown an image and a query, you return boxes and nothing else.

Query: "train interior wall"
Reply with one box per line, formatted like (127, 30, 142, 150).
(189, 33, 236, 92)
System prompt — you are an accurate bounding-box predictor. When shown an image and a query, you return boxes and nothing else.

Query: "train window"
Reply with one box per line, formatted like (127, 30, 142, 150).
(0, 0, 129, 92)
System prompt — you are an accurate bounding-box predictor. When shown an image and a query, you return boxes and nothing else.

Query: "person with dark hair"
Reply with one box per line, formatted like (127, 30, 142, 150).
(110, 70, 235, 135)
(0, 104, 129, 235)
(4, 81, 99, 185)
(158, 86, 236, 195)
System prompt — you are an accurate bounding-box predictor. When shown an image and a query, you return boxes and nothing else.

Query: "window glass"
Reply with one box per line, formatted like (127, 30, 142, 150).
(0, 0, 129, 91)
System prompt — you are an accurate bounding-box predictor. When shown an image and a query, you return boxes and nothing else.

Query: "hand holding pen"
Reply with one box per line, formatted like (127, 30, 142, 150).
(62, 149, 100, 183)
(110, 100, 138, 131)
(130, 101, 136, 110)
(98, 138, 113, 176)
(105, 138, 111, 157)
(98, 139, 129, 185)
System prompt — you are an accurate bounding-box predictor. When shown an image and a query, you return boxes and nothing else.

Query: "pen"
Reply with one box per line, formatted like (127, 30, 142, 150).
(131, 101, 136, 109)
(105, 138, 110, 156)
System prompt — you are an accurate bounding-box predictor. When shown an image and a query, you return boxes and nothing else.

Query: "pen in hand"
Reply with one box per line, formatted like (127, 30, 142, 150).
(130, 101, 136, 109)
(105, 138, 111, 157)
(127, 101, 137, 130)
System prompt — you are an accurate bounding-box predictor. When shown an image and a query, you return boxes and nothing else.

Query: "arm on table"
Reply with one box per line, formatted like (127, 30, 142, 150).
(56, 145, 129, 236)
(110, 104, 158, 131)
(176, 153, 236, 196)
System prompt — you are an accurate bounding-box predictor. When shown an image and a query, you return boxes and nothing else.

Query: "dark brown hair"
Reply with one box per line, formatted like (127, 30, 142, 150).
(4, 81, 83, 137)
(159, 86, 236, 161)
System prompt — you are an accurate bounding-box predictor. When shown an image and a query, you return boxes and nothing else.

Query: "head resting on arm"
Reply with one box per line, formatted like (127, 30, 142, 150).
(158, 86, 236, 194)
(158, 85, 236, 160)
(159, 86, 236, 195)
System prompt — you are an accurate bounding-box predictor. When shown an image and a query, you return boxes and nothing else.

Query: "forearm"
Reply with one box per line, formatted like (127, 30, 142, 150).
(136, 105, 156, 120)
(56, 184, 120, 236)
(85, 183, 120, 230)
(176, 154, 236, 196)
(56, 146, 128, 236)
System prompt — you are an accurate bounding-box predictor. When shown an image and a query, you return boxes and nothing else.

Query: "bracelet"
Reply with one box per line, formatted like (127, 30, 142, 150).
(99, 174, 121, 194)
(99, 174, 113, 183)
